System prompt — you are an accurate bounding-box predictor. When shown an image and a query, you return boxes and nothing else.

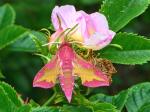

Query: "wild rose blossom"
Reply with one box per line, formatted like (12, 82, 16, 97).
(50, 5, 115, 50)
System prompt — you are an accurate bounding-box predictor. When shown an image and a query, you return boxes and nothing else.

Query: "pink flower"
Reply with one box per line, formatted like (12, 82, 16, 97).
(33, 42, 109, 102)
(50, 5, 115, 50)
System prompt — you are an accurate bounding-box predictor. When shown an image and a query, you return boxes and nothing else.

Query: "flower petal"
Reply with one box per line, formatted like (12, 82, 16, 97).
(90, 12, 109, 34)
(51, 5, 77, 30)
(84, 31, 115, 50)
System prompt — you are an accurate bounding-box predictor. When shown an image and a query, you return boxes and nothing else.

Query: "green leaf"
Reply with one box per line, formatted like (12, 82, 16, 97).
(125, 82, 150, 112)
(32, 107, 60, 112)
(92, 103, 118, 112)
(0, 25, 28, 50)
(0, 82, 23, 107)
(61, 105, 92, 112)
(99, 32, 150, 64)
(74, 92, 118, 112)
(0, 86, 17, 112)
(89, 90, 128, 111)
(138, 102, 150, 112)
(101, 0, 150, 31)
(30, 33, 48, 55)
(29, 99, 39, 107)
(17, 105, 31, 112)
(9, 31, 47, 52)
(0, 4, 15, 29)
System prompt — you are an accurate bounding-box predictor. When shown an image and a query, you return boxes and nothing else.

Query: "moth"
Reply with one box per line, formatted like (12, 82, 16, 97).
(33, 42, 110, 102)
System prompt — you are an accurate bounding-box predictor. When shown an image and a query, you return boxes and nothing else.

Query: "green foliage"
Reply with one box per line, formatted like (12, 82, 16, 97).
(9, 31, 47, 52)
(89, 82, 150, 112)
(100, 32, 150, 64)
(89, 90, 128, 111)
(60, 105, 91, 112)
(32, 107, 60, 112)
(0, 4, 15, 29)
(0, 25, 28, 50)
(17, 105, 31, 112)
(0, 4, 47, 52)
(29, 99, 40, 107)
(0, 82, 22, 112)
(0, 82, 32, 112)
(125, 82, 150, 112)
(101, 0, 150, 32)
(138, 103, 150, 112)
(0, 86, 16, 112)
(92, 103, 118, 112)
(0, 82, 23, 107)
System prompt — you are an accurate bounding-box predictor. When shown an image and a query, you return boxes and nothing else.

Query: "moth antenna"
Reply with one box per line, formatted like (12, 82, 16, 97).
(69, 41, 84, 45)
(56, 14, 62, 29)
(34, 53, 50, 61)
(40, 28, 51, 38)
(58, 28, 71, 39)
(65, 24, 78, 41)
(42, 28, 71, 47)
(42, 42, 61, 46)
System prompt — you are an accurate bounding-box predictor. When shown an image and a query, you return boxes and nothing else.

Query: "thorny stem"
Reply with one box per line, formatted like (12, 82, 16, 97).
(43, 88, 57, 106)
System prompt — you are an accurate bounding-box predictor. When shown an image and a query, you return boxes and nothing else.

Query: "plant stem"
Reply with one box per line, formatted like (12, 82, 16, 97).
(85, 87, 91, 96)
(43, 88, 57, 106)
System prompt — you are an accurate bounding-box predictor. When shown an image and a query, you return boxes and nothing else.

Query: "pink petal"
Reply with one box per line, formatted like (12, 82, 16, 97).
(84, 31, 115, 50)
(33, 81, 54, 89)
(76, 11, 89, 39)
(59, 74, 74, 103)
(90, 12, 109, 34)
(75, 11, 116, 50)
(51, 5, 77, 30)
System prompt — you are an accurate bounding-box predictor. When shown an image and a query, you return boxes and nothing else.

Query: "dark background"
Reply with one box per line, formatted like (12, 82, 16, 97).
(0, 0, 150, 104)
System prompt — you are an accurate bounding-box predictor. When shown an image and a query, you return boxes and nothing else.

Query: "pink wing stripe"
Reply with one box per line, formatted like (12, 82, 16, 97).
(83, 69, 110, 87)
(33, 57, 57, 88)
(83, 80, 109, 87)
(33, 81, 54, 88)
